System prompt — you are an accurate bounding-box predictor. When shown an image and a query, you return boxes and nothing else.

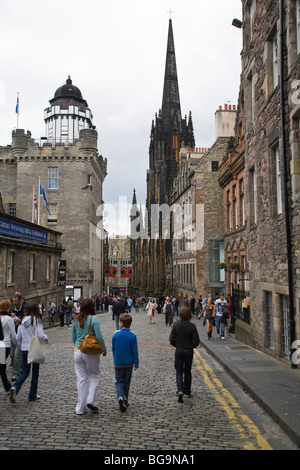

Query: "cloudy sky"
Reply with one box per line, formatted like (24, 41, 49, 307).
(0, 0, 242, 235)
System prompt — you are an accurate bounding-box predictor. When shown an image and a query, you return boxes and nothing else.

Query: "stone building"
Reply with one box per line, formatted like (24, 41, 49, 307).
(0, 211, 64, 307)
(133, 19, 195, 297)
(170, 104, 237, 304)
(236, 0, 300, 361)
(0, 77, 107, 299)
(106, 235, 131, 296)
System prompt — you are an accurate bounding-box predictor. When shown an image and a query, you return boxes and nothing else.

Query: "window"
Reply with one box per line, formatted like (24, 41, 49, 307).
(297, 0, 300, 54)
(280, 295, 290, 358)
(249, 0, 256, 41)
(9, 203, 16, 217)
(272, 33, 279, 89)
(46, 255, 51, 280)
(239, 179, 245, 226)
(246, 71, 255, 125)
(48, 168, 58, 189)
(48, 203, 58, 223)
(233, 185, 237, 229)
(275, 146, 282, 214)
(265, 291, 274, 350)
(209, 239, 225, 283)
(7, 251, 14, 283)
(211, 161, 219, 172)
(30, 253, 35, 282)
(251, 76, 255, 122)
(226, 190, 231, 231)
(250, 168, 257, 224)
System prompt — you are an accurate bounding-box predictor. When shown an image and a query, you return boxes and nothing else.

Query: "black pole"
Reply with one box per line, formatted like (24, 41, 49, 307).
(279, 0, 296, 367)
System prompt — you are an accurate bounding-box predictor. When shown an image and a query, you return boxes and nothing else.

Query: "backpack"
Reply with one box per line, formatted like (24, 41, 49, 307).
(165, 303, 172, 313)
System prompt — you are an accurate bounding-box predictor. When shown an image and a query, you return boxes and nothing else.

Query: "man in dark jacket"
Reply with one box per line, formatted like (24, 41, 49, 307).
(112, 297, 125, 330)
(169, 307, 200, 403)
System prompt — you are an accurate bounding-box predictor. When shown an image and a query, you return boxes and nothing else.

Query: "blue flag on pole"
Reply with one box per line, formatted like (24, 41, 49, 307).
(39, 182, 51, 215)
(15, 95, 19, 114)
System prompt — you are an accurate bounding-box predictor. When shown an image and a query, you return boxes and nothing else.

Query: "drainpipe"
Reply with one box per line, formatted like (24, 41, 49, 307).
(279, 0, 297, 367)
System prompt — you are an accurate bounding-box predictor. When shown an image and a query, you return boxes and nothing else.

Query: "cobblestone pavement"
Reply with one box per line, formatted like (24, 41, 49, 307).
(0, 310, 297, 452)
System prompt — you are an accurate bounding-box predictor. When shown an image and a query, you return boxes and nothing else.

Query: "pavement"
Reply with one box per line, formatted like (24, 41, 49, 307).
(1, 310, 299, 452)
(195, 319, 300, 448)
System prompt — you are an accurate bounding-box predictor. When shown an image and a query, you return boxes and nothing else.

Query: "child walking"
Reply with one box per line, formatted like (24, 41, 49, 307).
(112, 313, 139, 412)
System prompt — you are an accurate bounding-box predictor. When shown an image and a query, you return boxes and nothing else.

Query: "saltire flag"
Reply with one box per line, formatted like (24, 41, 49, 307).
(106, 265, 117, 278)
(33, 188, 38, 223)
(39, 181, 51, 215)
(121, 264, 132, 278)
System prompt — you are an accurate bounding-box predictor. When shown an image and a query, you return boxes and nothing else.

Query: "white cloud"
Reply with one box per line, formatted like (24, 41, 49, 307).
(0, 0, 242, 233)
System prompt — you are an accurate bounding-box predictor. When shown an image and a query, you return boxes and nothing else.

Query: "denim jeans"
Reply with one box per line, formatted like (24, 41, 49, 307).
(216, 316, 225, 337)
(114, 315, 120, 330)
(115, 367, 133, 403)
(174, 348, 194, 395)
(13, 350, 40, 400)
(66, 313, 72, 327)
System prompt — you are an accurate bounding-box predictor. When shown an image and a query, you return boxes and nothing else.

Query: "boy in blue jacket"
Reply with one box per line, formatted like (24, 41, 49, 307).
(112, 313, 139, 412)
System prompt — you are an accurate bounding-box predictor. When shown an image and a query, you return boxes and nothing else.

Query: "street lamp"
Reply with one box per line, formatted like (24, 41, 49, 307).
(232, 18, 244, 28)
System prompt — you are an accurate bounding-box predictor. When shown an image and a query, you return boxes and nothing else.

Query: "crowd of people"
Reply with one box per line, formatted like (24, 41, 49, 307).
(0, 289, 231, 412)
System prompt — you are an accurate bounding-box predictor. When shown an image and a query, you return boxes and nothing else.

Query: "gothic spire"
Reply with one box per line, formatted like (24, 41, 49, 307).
(161, 19, 182, 134)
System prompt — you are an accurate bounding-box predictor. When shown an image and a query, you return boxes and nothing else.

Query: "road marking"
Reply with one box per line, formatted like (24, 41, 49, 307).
(194, 349, 273, 450)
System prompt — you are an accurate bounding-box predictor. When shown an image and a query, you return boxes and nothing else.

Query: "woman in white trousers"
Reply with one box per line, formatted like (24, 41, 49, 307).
(72, 298, 107, 415)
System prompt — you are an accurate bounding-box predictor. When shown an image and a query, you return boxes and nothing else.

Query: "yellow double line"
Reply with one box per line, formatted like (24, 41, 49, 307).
(194, 349, 272, 450)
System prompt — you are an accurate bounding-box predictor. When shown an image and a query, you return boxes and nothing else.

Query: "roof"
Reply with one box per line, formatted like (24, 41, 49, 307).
(49, 76, 88, 107)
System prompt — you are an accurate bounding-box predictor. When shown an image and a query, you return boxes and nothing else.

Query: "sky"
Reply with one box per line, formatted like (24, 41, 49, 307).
(0, 0, 243, 235)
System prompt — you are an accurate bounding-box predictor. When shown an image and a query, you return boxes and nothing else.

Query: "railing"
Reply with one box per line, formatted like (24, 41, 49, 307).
(231, 287, 250, 332)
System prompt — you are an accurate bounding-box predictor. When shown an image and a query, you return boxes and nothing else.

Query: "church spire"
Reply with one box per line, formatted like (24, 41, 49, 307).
(161, 19, 181, 134)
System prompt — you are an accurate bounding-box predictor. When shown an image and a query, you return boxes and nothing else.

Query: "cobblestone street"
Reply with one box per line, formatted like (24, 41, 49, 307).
(0, 310, 296, 453)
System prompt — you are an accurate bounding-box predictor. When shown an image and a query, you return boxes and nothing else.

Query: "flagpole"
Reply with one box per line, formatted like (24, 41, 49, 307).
(32, 187, 34, 223)
(38, 177, 41, 225)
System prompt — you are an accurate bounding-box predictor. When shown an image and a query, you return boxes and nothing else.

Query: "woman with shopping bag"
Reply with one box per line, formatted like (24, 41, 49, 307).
(72, 297, 107, 415)
(9, 302, 48, 404)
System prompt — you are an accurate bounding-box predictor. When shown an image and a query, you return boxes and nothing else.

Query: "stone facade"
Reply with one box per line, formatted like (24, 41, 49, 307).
(106, 235, 131, 296)
(0, 79, 107, 299)
(237, 0, 300, 360)
(0, 212, 64, 306)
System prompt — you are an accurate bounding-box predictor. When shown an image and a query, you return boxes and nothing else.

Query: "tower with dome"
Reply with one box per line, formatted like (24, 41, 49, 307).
(0, 77, 107, 299)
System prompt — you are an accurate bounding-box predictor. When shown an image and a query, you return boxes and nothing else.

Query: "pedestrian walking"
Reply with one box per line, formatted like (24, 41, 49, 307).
(57, 301, 66, 327)
(48, 300, 56, 326)
(9, 302, 48, 404)
(72, 297, 107, 415)
(215, 293, 228, 339)
(127, 297, 133, 313)
(112, 297, 125, 330)
(0, 300, 19, 395)
(37, 299, 45, 319)
(199, 296, 215, 340)
(73, 301, 81, 318)
(189, 296, 196, 314)
(169, 307, 200, 403)
(65, 301, 73, 327)
(173, 297, 179, 316)
(163, 297, 173, 326)
(145, 298, 157, 324)
(112, 313, 139, 412)
(10, 293, 26, 381)
(134, 297, 140, 313)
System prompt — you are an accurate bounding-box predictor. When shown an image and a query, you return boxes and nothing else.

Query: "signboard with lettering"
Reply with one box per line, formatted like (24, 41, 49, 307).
(0, 217, 48, 244)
